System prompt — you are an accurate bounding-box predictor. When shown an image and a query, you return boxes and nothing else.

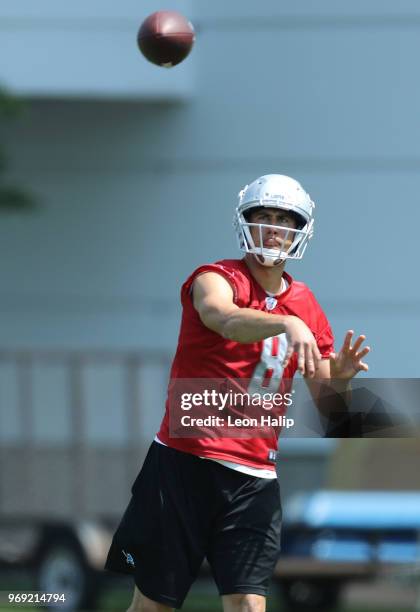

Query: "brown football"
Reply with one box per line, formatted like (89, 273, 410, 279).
(137, 11, 195, 68)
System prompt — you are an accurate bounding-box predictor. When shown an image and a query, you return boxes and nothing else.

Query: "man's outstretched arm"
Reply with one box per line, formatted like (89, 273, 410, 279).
(192, 271, 322, 377)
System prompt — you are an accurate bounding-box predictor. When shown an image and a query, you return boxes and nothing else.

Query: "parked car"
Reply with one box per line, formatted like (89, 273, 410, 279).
(274, 490, 420, 611)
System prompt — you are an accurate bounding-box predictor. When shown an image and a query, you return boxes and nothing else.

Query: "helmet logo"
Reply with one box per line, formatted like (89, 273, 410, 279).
(267, 193, 285, 200)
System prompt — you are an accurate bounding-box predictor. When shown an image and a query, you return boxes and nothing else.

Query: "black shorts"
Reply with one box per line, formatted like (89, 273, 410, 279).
(105, 442, 282, 609)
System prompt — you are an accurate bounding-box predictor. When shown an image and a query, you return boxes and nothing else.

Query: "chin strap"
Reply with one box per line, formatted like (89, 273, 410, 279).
(253, 253, 284, 267)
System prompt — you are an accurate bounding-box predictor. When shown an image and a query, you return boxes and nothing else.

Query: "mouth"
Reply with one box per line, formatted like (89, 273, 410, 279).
(264, 238, 283, 248)
(264, 233, 295, 247)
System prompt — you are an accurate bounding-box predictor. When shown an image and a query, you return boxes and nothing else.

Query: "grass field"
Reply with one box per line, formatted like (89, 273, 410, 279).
(0, 590, 414, 612)
(0, 577, 415, 612)
(115, 600, 409, 612)
(102, 591, 413, 612)
(100, 589, 414, 612)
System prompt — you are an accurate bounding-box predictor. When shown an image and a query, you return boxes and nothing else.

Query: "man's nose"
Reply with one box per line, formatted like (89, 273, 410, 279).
(265, 224, 279, 235)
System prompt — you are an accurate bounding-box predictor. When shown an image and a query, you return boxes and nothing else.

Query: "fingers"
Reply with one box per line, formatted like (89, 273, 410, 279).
(356, 345, 370, 372)
(297, 343, 305, 375)
(341, 330, 354, 353)
(348, 333, 370, 372)
(282, 344, 295, 369)
(355, 346, 370, 361)
(351, 334, 366, 355)
(292, 342, 320, 377)
(342, 331, 368, 355)
(310, 345, 322, 377)
(335, 330, 370, 377)
(304, 344, 316, 378)
(282, 317, 321, 374)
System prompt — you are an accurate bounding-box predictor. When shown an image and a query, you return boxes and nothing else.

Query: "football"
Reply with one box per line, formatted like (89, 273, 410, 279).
(137, 11, 195, 68)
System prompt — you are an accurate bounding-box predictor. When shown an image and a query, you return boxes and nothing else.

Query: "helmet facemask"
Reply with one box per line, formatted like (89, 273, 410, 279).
(236, 211, 314, 266)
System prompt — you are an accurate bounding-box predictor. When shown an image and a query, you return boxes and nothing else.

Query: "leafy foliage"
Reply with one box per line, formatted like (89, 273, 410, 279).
(0, 87, 36, 212)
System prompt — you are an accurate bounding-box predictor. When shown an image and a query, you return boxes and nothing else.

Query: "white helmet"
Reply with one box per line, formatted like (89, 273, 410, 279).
(234, 174, 315, 267)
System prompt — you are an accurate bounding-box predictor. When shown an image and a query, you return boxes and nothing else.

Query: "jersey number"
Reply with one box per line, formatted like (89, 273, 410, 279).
(247, 334, 288, 395)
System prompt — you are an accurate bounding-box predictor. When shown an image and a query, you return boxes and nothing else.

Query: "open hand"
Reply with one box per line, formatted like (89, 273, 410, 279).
(330, 330, 370, 380)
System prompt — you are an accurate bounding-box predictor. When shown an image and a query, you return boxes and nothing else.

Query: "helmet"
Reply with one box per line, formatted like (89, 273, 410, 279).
(233, 174, 315, 267)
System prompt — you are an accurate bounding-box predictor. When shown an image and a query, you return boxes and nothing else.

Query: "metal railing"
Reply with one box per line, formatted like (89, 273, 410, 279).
(0, 349, 171, 520)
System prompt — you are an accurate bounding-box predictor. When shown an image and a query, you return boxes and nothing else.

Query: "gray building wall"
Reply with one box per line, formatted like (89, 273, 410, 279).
(1, 1, 419, 515)
(1, 1, 419, 374)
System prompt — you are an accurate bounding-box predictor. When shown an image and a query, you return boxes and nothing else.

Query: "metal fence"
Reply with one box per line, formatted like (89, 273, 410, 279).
(0, 350, 171, 520)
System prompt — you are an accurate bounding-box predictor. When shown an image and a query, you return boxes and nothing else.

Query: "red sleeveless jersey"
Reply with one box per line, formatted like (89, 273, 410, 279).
(156, 259, 334, 470)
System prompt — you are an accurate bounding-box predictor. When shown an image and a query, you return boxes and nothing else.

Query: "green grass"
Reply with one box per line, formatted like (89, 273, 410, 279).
(0, 602, 413, 612)
(0, 593, 411, 612)
(96, 584, 415, 612)
(0, 581, 414, 612)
